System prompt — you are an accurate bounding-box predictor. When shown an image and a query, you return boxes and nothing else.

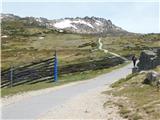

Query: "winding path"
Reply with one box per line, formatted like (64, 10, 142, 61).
(98, 38, 128, 61)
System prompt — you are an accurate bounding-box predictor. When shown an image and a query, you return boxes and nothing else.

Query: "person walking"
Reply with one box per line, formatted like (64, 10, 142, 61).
(132, 55, 137, 67)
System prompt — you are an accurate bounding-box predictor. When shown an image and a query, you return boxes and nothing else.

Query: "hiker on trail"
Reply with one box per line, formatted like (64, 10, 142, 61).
(132, 55, 137, 67)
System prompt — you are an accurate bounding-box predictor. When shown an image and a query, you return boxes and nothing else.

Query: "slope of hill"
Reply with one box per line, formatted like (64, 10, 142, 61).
(104, 65, 160, 120)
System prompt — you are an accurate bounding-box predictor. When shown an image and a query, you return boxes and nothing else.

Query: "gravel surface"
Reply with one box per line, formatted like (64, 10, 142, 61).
(2, 81, 90, 106)
(38, 86, 126, 120)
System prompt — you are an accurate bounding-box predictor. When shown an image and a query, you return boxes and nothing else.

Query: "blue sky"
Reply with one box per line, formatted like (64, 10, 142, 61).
(2, 1, 159, 33)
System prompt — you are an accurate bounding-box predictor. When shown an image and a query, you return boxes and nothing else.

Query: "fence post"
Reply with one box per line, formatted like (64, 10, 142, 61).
(54, 51, 58, 82)
(10, 66, 13, 87)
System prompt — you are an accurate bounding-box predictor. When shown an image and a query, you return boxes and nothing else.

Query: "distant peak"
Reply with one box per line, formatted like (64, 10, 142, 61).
(1, 13, 129, 35)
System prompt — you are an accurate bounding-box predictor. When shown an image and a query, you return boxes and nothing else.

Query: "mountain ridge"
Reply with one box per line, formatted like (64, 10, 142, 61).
(1, 13, 132, 35)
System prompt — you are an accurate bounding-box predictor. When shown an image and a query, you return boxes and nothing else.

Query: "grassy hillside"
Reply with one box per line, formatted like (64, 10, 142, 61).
(2, 27, 160, 70)
(1, 31, 101, 69)
(101, 34, 160, 57)
(2, 18, 160, 70)
(104, 66, 160, 120)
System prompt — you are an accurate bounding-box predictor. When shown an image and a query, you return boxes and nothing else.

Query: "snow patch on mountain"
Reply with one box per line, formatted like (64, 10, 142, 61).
(54, 20, 77, 29)
(72, 20, 94, 28)
(95, 20, 102, 26)
(35, 18, 42, 23)
(54, 19, 94, 29)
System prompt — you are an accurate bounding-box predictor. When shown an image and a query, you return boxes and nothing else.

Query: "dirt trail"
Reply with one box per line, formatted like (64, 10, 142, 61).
(98, 38, 128, 61)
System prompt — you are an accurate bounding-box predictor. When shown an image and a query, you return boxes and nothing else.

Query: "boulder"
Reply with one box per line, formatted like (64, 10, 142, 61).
(143, 70, 160, 91)
(143, 71, 160, 85)
(137, 49, 160, 70)
(157, 49, 160, 57)
(143, 71, 160, 84)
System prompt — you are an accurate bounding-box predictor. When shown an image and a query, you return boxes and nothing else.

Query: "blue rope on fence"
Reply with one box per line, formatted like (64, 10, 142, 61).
(54, 51, 58, 82)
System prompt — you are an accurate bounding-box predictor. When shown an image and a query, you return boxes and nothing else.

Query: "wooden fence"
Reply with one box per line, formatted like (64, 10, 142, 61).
(1, 56, 124, 88)
(1, 57, 55, 88)
(59, 57, 124, 74)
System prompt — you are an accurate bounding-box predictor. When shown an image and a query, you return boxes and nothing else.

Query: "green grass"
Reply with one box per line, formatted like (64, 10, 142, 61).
(1, 32, 100, 70)
(2, 31, 160, 70)
(1, 62, 129, 97)
(111, 73, 138, 88)
(101, 35, 160, 57)
(104, 66, 160, 120)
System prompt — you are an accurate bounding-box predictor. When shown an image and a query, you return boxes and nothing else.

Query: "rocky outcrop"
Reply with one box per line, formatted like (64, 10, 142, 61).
(143, 71, 160, 91)
(137, 49, 160, 70)
(51, 17, 128, 35)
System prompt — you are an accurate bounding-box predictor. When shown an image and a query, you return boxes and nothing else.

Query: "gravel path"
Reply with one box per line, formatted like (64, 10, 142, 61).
(38, 86, 126, 120)
(2, 63, 132, 119)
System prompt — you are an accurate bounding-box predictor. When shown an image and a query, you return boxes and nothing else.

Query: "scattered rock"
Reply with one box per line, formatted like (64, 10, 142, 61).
(39, 36, 44, 40)
(2, 35, 8, 38)
(132, 67, 139, 74)
(85, 110, 89, 113)
(143, 71, 160, 85)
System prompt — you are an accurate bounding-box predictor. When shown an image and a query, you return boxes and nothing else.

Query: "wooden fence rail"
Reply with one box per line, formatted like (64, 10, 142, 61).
(1, 56, 125, 88)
